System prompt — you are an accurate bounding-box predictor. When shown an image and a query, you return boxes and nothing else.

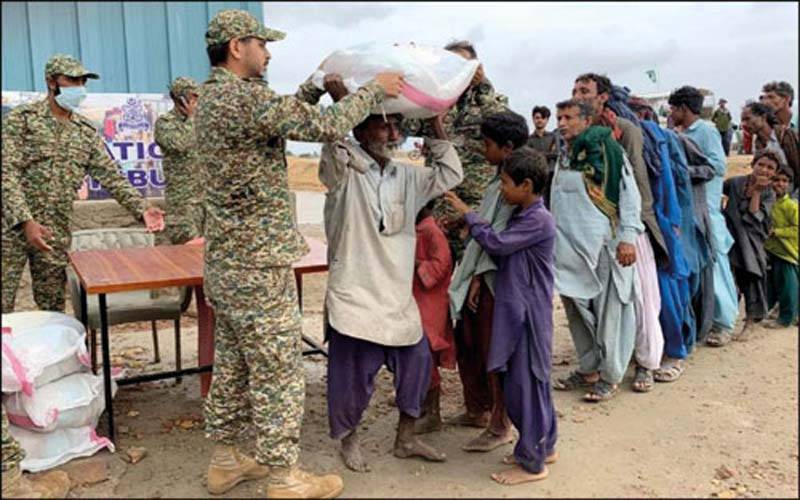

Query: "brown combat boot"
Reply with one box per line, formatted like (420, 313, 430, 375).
(206, 445, 270, 495)
(2, 466, 71, 499)
(265, 466, 344, 499)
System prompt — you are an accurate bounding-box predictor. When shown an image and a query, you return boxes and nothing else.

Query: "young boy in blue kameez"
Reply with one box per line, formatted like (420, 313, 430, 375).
(445, 146, 558, 485)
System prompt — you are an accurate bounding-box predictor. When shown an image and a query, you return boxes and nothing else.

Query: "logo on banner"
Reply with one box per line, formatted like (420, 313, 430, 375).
(118, 98, 150, 132)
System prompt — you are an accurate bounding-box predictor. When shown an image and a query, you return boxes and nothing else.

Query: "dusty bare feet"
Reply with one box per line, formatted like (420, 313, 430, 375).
(340, 430, 370, 473)
(462, 429, 514, 452)
(445, 411, 490, 428)
(414, 412, 443, 435)
(393, 437, 447, 462)
(491, 464, 549, 485)
(734, 320, 754, 342)
(501, 451, 559, 465)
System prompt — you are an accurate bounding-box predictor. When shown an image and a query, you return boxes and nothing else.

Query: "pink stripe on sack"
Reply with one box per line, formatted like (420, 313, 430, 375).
(400, 83, 460, 113)
(2, 327, 12, 335)
(78, 352, 91, 366)
(89, 429, 114, 451)
(6, 412, 39, 428)
(2, 342, 34, 396)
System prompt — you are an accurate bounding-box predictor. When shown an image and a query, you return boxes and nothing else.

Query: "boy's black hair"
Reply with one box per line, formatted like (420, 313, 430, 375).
(775, 164, 794, 182)
(416, 198, 437, 224)
(752, 149, 783, 169)
(480, 111, 529, 149)
(668, 86, 704, 115)
(531, 105, 551, 119)
(500, 146, 549, 194)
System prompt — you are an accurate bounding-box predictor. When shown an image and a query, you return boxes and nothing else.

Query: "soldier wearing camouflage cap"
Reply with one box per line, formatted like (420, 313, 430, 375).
(2, 54, 165, 316)
(155, 76, 204, 245)
(194, 8, 405, 498)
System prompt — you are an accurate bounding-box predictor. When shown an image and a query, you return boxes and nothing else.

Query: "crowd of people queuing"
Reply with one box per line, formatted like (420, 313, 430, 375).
(2, 8, 798, 498)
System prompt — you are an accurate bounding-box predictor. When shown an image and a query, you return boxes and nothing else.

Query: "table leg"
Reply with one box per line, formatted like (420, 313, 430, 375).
(295, 271, 329, 358)
(98, 294, 116, 443)
(79, 285, 94, 374)
(196, 286, 215, 398)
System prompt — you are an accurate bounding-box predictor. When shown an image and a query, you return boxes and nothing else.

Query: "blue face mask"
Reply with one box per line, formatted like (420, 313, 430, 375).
(54, 85, 87, 112)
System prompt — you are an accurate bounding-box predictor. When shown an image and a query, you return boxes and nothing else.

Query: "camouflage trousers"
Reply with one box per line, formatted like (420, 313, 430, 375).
(203, 265, 304, 468)
(1, 227, 67, 314)
(2, 404, 25, 473)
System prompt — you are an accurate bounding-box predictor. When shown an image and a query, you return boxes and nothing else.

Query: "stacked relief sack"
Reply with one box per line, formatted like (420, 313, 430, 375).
(311, 42, 480, 119)
(2, 311, 115, 473)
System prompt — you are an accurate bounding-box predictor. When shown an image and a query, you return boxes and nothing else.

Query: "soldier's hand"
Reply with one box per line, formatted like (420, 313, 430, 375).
(176, 95, 197, 117)
(23, 220, 54, 252)
(143, 207, 166, 232)
(185, 237, 205, 246)
(373, 72, 405, 98)
(323, 74, 349, 103)
(616, 241, 636, 267)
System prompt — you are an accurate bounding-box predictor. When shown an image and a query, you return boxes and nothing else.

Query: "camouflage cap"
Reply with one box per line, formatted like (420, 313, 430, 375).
(169, 76, 200, 97)
(44, 54, 99, 80)
(205, 9, 285, 46)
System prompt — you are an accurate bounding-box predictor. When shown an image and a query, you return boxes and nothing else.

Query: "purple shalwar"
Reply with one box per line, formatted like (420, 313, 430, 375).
(464, 198, 557, 474)
(326, 327, 432, 440)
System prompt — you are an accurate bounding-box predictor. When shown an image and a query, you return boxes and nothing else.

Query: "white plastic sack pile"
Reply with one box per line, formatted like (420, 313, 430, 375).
(311, 42, 480, 119)
(2, 311, 90, 395)
(8, 424, 114, 473)
(4, 372, 117, 432)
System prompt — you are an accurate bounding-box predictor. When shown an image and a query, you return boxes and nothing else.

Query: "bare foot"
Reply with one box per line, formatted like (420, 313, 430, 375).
(340, 431, 370, 473)
(734, 321, 753, 342)
(491, 464, 549, 485)
(394, 437, 446, 462)
(414, 413, 443, 435)
(502, 451, 559, 465)
(462, 429, 514, 452)
(445, 411, 490, 428)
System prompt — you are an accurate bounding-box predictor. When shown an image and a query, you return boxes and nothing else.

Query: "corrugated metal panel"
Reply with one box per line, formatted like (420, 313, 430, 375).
(1, 1, 264, 93)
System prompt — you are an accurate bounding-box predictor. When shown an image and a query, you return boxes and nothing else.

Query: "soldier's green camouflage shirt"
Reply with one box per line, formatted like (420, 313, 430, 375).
(154, 109, 204, 244)
(2, 99, 147, 257)
(194, 67, 385, 270)
(405, 79, 510, 209)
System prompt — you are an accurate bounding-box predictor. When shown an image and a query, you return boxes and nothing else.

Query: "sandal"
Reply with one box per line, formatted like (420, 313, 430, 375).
(582, 379, 618, 402)
(553, 370, 596, 391)
(705, 330, 732, 347)
(654, 359, 685, 383)
(632, 366, 654, 393)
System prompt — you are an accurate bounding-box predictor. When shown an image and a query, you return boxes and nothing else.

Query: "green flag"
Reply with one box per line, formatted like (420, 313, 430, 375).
(645, 69, 658, 83)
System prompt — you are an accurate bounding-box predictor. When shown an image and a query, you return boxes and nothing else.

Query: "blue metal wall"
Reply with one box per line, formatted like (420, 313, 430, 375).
(2, 1, 264, 93)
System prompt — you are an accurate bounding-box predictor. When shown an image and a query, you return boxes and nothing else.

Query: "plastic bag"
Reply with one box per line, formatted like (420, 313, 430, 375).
(3, 372, 116, 432)
(8, 423, 114, 473)
(311, 42, 480, 119)
(2, 312, 90, 395)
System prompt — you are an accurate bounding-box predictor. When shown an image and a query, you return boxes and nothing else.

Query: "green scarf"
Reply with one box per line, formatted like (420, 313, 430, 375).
(569, 126, 624, 229)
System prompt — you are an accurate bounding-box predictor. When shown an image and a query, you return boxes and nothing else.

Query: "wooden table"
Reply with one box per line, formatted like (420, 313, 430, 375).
(69, 237, 328, 443)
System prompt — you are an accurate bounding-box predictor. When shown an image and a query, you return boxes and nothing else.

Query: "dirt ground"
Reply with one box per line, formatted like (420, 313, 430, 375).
(9, 153, 799, 498)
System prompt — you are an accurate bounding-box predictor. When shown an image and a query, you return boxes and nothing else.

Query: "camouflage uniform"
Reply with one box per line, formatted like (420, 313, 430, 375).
(197, 9, 386, 468)
(1, 55, 149, 313)
(154, 77, 204, 244)
(1, 405, 25, 473)
(404, 79, 509, 260)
